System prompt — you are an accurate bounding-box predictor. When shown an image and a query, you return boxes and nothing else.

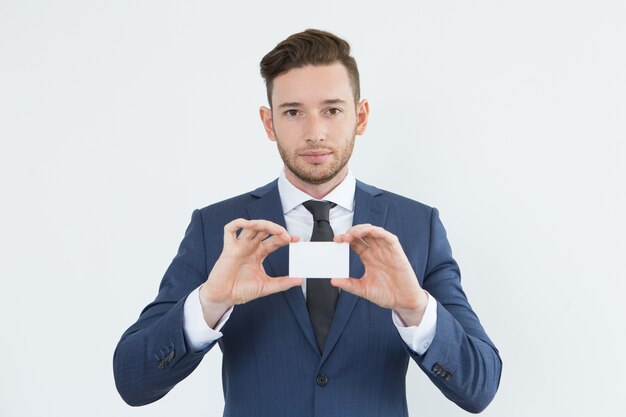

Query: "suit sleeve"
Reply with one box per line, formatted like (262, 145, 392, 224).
(113, 209, 218, 406)
(406, 208, 502, 413)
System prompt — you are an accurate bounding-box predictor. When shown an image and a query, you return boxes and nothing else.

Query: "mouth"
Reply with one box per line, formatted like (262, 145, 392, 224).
(299, 149, 333, 164)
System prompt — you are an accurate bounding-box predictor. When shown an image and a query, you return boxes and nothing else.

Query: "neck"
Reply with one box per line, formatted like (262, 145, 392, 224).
(284, 166, 348, 200)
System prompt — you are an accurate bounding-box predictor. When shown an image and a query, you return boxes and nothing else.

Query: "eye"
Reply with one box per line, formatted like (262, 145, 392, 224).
(284, 109, 299, 117)
(326, 107, 342, 116)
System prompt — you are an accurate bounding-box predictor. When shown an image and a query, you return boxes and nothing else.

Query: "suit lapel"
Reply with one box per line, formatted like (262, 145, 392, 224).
(320, 181, 388, 365)
(246, 181, 319, 354)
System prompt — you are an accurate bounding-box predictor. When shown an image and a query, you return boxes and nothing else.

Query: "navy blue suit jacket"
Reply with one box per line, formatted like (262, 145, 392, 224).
(113, 179, 501, 416)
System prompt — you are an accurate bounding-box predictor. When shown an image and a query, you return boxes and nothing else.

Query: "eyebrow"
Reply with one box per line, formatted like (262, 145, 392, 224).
(276, 99, 348, 109)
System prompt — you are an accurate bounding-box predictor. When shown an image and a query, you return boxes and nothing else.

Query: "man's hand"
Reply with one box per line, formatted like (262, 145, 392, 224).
(199, 219, 303, 328)
(332, 224, 429, 326)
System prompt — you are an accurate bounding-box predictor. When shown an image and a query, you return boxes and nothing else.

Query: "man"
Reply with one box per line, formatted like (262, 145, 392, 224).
(114, 29, 501, 416)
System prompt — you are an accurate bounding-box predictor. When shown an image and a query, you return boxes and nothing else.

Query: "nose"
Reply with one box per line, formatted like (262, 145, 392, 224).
(304, 114, 325, 143)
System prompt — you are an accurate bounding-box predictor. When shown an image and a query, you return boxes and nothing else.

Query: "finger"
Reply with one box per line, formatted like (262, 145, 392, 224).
(349, 236, 371, 257)
(238, 227, 261, 240)
(333, 233, 370, 258)
(259, 233, 293, 256)
(231, 219, 290, 242)
(244, 221, 290, 243)
(330, 278, 366, 298)
(360, 225, 398, 243)
(333, 233, 354, 243)
(342, 224, 376, 248)
(224, 218, 251, 243)
(247, 219, 290, 237)
(349, 224, 399, 248)
(262, 276, 304, 296)
(248, 228, 274, 242)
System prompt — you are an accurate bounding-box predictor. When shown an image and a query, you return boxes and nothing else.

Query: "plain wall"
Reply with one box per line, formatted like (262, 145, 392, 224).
(1, 1, 625, 416)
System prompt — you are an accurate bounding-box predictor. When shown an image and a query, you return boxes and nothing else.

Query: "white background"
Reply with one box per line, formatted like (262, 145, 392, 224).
(1, 1, 625, 416)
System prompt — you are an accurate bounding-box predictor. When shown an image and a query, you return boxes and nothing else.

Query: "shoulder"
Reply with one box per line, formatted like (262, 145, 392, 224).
(357, 179, 434, 216)
(194, 179, 278, 218)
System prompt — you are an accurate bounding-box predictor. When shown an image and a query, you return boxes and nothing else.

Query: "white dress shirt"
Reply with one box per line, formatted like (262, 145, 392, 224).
(182, 169, 437, 354)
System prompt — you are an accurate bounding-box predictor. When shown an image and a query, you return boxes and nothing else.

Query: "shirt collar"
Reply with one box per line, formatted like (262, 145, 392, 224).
(277, 168, 356, 214)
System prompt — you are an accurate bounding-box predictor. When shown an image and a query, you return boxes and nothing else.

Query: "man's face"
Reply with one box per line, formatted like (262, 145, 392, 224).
(260, 63, 369, 186)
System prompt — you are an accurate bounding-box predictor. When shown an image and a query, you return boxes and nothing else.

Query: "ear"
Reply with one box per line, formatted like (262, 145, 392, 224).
(355, 99, 370, 136)
(259, 106, 276, 141)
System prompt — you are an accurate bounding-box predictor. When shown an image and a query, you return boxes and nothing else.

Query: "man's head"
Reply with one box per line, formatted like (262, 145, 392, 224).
(260, 29, 360, 106)
(258, 30, 369, 194)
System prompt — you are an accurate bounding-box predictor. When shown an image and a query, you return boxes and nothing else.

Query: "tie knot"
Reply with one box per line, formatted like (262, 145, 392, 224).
(303, 200, 336, 222)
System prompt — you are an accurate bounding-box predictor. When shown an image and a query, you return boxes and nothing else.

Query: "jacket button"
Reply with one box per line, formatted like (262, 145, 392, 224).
(444, 372, 452, 381)
(316, 374, 328, 387)
(432, 363, 441, 373)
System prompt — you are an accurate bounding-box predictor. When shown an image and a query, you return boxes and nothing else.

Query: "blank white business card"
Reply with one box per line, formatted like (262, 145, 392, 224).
(289, 242, 349, 278)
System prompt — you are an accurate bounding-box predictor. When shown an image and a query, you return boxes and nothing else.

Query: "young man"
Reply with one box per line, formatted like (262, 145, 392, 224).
(114, 29, 502, 416)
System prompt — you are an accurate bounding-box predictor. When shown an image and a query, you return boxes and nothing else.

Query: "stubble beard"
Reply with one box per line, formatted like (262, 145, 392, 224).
(275, 134, 356, 186)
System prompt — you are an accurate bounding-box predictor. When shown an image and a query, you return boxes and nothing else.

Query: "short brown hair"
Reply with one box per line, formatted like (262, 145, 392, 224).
(260, 29, 360, 106)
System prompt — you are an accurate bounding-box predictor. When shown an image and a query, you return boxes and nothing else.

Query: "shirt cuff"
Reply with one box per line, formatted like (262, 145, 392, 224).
(392, 291, 438, 355)
(183, 286, 233, 352)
